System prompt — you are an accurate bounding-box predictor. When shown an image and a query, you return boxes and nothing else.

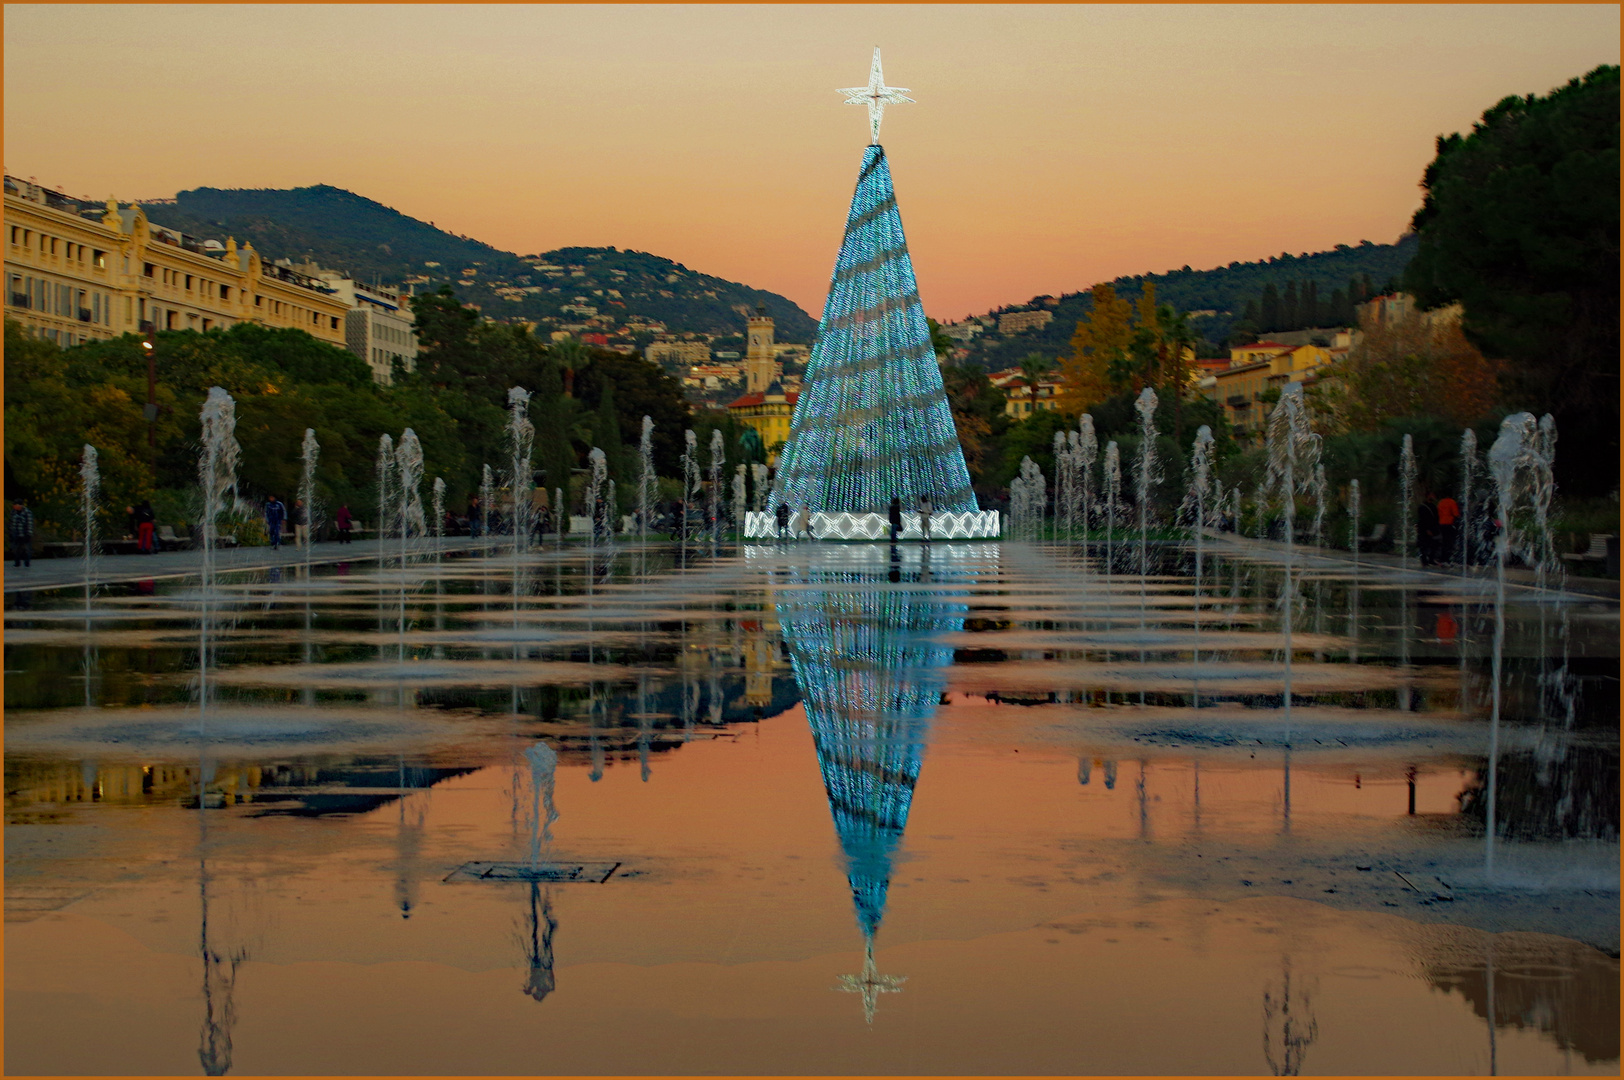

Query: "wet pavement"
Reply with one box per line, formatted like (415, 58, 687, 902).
(4, 539, 1618, 1075)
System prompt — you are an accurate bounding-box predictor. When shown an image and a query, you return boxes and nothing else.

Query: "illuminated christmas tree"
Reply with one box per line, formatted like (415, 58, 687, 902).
(770, 53, 976, 518)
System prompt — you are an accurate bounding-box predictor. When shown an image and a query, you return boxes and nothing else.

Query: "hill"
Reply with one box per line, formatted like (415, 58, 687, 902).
(142, 184, 819, 342)
(955, 235, 1418, 371)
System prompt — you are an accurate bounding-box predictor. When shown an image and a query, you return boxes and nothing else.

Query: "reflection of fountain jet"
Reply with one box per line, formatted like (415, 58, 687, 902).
(775, 548, 968, 1023)
(521, 883, 559, 1003)
(1261, 955, 1318, 1076)
(393, 757, 427, 919)
(197, 803, 245, 1076)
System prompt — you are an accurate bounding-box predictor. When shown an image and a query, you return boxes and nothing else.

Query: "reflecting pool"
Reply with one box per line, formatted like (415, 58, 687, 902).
(5, 539, 1618, 1075)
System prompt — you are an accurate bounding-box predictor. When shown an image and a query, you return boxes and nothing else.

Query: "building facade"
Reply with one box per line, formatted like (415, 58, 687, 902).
(1200, 341, 1340, 442)
(312, 268, 419, 384)
(4, 176, 348, 348)
(744, 308, 784, 394)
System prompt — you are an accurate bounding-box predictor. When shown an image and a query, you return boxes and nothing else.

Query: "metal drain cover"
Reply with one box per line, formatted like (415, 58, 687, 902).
(445, 861, 620, 883)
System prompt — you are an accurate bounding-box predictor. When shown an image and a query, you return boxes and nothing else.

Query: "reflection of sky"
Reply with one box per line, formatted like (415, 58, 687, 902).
(776, 549, 968, 939)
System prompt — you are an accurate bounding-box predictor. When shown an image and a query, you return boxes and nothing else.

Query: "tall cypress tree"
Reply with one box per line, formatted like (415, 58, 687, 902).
(1259, 283, 1281, 333)
(1281, 281, 1299, 331)
(1303, 280, 1319, 328)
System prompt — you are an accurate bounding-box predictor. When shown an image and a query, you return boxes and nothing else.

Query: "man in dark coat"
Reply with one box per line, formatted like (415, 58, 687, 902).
(265, 495, 286, 550)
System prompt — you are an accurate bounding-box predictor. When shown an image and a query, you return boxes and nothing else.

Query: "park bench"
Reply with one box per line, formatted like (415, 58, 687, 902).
(1561, 533, 1617, 575)
(41, 541, 83, 559)
(1359, 523, 1388, 546)
(157, 525, 190, 551)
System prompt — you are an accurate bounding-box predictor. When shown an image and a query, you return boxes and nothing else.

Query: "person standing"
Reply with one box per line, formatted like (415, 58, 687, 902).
(264, 495, 286, 551)
(468, 495, 484, 539)
(791, 506, 811, 540)
(887, 495, 903, 543)
(10, 500, 34, 568)
(335, 503, 353, 544)
(135, 500, 156, 553)
(124, 505, 138, 542)
(775, 502, 790, 540)
(917, 493, 934, 544)
(1417, 492, 1440, 566)
(1436, 492, 1461, 566)
(292, 499, 309, 548)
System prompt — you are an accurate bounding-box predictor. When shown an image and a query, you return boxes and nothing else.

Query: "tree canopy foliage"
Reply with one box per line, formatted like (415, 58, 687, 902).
(1404, 64, 1620, 495)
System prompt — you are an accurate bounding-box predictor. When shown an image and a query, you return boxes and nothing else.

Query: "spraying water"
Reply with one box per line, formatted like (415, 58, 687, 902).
(1348, 479, 1361, 560)
(524, 740, 560, 868)
(1485, 412, 1540, 878)
(1265, 383, 1321, 760)
(1188, 426, 1215, 707)
(299, 428, 319, 573)
(376, 434, 396, 563)
(507, 387, 535, 555)
(1053, 431, 1072, 541)
(733, 465, 747, 541)
(1399, 433, 1416, 569)
(587, 447, 608, 581)
(681, 430, 699, 565)
(1134, 387, 1160, 579)
(396, 430, 424, 566)
(79, 445, 99, 597)
(638, 415, 656, 550)
(751, 463, 769, 513)
(1078, 415, 1098, 559)
(1103, 442, 1120, 574)
(197, 388, 241, 719)
(432, 477, 446, 546)
(708, 429, 724, 546)
(1310, 463, 1327, 551)
(480, 464, 495, 557)
(1459, 429, 1479, 572)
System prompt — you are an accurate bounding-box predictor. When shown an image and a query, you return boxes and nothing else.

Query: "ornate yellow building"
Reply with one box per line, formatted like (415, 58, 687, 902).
(4, 176, 348, 347)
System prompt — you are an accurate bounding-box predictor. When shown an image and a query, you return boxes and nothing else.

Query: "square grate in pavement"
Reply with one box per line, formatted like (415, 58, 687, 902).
(444, 861, 620, 884)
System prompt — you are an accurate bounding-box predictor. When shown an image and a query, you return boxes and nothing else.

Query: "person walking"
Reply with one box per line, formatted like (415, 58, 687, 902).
(775, 502, 790, 541)
(335, 504, 353, 544)
(292, 499, 309, 548)
(917, 493, 934, 544)
(264, 495, 287, 551)
(791, 506, 811, 540)
(888, 495, 903, 543)
(10, 500, 34, 568)
(468, 495, 484, 539)
(134, 499, 156, 553)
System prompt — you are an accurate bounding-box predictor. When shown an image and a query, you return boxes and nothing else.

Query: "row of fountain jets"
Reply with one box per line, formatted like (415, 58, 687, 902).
(78, 382, 1561, 594)
(1006, 384, 1560, 584)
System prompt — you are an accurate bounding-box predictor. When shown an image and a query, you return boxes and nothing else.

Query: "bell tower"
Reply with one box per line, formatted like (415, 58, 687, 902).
(745, 306, 779, 394)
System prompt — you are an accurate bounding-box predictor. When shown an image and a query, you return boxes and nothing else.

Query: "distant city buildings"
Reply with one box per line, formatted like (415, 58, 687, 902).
(989, 367, 1065, 418)
(997, 309, 1053, 335)
(4, 175, 348, 348)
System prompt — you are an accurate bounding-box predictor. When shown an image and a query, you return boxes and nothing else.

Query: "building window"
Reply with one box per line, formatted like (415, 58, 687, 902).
(330, 316, 339, 329)
(221, 286, 231, 301)
(254, 295, 261, 307)
(185, 274, 193, 290)
(144, 263, 155, 278)
(93, 249, 106, 268)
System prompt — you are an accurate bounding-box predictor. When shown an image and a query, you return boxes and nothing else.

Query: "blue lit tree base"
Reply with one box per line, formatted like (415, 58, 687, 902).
(743, 510, 1000, 539)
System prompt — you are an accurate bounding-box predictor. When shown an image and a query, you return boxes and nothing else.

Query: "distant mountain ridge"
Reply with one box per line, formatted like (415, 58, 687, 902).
(142, 184, 820, 341)
(955, 234, 1419, 370)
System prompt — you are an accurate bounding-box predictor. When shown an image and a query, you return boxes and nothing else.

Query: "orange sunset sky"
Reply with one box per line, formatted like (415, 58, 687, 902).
(4, 4, 1618, 321)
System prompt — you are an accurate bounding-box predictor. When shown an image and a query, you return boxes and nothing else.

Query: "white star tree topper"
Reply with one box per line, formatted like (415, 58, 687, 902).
(838, 47, 914, 144)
